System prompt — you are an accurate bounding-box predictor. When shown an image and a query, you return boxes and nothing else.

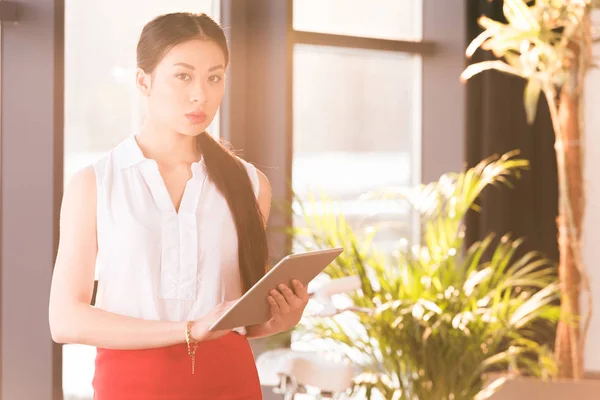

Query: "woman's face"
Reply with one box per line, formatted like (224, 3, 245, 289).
(137, 39, 226, 136)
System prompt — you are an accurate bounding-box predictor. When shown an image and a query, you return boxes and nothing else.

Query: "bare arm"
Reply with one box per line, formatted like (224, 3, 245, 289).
(49, 166, 198, 349)
(255, 169, 272, 228)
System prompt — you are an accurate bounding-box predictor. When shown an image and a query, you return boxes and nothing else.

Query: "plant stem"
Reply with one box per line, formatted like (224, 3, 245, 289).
(544, 84, 591, 380)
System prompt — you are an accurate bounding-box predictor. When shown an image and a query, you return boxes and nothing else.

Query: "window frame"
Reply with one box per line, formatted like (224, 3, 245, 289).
(220, 0, 466, 258)
(218, 3, 466, 394)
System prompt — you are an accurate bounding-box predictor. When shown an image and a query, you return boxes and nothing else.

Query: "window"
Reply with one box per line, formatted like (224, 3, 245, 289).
(292, 44, 420, 253)
(63, 2, 220, 398)
(293, 0, 422, 41)
(291, 1, 425, 254)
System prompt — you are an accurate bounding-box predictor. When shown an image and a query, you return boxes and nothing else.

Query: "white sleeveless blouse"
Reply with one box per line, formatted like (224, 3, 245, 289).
(92, 134, 260, 327)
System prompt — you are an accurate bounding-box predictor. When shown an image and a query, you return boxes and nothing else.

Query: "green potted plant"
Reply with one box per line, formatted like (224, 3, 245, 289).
(291, 153, 560, 399)
(460, 0, 595, 378)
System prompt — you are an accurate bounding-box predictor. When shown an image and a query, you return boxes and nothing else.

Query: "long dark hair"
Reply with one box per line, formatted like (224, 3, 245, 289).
(137, 12, 268, 293)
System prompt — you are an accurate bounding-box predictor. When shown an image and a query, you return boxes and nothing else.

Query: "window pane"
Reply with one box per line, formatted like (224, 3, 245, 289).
(292, 45, 421, 254)
(63, 2, 220, 399)
(293, 0, 422, 41)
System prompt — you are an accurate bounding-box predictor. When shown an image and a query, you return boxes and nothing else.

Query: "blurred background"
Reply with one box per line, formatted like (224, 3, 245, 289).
(1, 0, 600, 399)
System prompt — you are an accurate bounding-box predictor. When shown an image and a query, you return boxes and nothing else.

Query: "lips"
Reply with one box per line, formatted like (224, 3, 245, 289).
(186, 112, 207, 125)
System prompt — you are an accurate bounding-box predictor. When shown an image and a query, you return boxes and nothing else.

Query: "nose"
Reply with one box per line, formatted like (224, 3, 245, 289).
(189, 82, 208, 105)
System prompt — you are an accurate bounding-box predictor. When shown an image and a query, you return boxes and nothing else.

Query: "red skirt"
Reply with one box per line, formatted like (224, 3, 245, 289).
(92, 332, 262, 400)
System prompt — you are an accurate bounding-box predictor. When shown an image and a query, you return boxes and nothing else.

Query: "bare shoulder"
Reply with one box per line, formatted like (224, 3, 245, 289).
(65, 165, 96, 192)
(235, 156, 272, 222)
(58, 165, 98, 255)
(256, 169, 271, 195)
(61, 165, 97, 216)
(236, 156, 271, 200)
(255, 168, 272, 224)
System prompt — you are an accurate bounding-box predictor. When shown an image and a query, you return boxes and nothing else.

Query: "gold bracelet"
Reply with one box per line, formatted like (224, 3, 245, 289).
(185, 321, 199, 375)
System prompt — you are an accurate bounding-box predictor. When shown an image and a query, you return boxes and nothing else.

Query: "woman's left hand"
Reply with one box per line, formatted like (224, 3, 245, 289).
(266, 279, 309, 333)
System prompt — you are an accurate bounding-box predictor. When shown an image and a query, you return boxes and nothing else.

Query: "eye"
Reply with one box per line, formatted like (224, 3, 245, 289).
(209, 75, 223, 84)
(176, 73, 191, 81)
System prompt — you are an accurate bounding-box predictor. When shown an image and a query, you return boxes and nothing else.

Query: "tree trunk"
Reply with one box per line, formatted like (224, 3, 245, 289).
(552, 10, 593, 378)
(554, 85, 584, 379)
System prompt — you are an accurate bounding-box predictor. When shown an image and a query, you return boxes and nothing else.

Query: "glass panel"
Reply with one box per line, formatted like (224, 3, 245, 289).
(293, 0, 422, 41)
(292, 44, 421, 255)
(63, 2, 220, 399)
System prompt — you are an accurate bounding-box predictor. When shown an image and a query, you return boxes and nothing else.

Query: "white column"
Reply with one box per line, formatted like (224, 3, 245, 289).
(582, 9, 600, 374)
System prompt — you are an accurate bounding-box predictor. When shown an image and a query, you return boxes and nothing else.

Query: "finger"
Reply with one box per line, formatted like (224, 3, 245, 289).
(267, 295, 280, 317)
(292, 280, 309, 302)
(279, 283, 304, 309)
(270, 289, 291, 312)
(278, 284, 297, 303)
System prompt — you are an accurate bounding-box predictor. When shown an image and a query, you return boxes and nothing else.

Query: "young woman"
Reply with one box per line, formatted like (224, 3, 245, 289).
(49, 12, 308, 399)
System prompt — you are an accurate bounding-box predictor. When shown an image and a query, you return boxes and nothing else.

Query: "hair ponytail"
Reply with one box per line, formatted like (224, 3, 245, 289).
(196, 132, 269, 292)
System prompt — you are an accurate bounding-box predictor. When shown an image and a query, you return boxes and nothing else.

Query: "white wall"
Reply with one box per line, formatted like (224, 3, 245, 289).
(582, 10, 600, 372)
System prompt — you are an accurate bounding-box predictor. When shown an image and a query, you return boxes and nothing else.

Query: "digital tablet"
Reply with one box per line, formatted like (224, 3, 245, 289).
(208, 247, 344, 331)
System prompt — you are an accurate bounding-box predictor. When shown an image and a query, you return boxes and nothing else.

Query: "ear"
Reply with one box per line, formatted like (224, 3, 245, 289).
(135, 68, 152, 96)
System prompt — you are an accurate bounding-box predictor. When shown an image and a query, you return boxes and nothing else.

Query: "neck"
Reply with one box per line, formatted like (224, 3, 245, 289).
(136, 122, 202, 165)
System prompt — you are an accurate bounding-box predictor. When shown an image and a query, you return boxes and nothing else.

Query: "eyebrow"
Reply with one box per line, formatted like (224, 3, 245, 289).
(209, 64, 225, 72)
(173, 63, 225, 72)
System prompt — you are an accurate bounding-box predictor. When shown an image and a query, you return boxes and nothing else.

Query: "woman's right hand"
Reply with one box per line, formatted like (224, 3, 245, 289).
(190, 300, 236, 342)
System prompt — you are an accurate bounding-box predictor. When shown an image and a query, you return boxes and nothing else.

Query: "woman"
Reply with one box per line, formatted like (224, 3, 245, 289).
(49, 12, 308, 399)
